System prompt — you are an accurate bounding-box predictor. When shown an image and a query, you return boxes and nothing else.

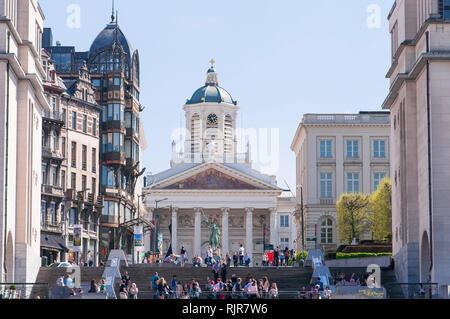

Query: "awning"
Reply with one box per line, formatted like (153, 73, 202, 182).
(41, 234, 69, 252)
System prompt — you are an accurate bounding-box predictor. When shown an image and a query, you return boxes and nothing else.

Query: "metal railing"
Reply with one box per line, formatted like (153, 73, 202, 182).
(0, 283, 49, 300)
(384, 283, 440, 299)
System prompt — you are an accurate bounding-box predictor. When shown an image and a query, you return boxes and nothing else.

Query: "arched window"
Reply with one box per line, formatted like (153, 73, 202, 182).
(224, 114, 233, 153)
(191, 114, 200, 154)
(320, 218, 333, 244)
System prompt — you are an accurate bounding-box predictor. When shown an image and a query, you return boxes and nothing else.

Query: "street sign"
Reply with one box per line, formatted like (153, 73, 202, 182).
(264, 244, 274, 251)
(73, 225, 82, 252)
(306, 238, 317, 242)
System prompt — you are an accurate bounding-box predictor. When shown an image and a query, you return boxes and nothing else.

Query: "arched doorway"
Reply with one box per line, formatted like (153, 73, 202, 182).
(420, 231, 431, 283)
(5, 232, 14, 282)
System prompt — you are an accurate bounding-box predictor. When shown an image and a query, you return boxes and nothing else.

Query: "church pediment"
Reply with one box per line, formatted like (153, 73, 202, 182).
(162, 168, 259, 190)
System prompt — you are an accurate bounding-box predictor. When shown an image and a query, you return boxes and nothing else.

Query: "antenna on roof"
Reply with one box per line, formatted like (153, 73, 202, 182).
(111, 0, 115, 22)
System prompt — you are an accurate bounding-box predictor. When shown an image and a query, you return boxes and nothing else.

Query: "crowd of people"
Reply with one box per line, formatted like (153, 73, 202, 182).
(55, 273, 108, 297)
(150, 271, 280, 299)
(297, 278, 333, 299)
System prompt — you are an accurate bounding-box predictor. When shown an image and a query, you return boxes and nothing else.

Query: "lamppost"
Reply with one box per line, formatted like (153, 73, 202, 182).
(135, 194, 145, 263)
(153, 198, 168, 260)
(299, 185, 305, 252)
(76, 188, 90, 265)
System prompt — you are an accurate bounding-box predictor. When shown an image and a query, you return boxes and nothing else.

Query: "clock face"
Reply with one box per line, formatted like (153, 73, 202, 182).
(207, 113, 218, 126)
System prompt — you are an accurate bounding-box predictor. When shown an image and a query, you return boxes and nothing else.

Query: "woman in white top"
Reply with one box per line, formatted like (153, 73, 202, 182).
(269, 283, 278, 299)
(128, 283, 139, 299)
(247, 280, 259, 299)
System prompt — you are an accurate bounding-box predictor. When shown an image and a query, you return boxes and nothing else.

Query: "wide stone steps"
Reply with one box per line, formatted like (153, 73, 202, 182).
(32, 265, 313, 299)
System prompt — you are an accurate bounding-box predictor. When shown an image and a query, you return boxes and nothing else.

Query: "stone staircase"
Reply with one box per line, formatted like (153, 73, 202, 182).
(31, 265, 313, 299)
(121, 265, 313, 299)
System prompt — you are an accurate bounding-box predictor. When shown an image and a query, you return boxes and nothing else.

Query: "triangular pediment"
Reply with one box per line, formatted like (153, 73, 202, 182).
(163, 168, 259, 190)
(150, 163, 280, 191)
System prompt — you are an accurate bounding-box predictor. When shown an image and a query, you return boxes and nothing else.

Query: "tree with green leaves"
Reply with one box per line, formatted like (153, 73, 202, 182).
(371, 178, 392, 243)
(336, 193, 371, 244)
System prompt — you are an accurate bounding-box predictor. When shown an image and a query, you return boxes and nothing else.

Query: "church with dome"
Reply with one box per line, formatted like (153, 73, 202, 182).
(143, 62, 297, 265)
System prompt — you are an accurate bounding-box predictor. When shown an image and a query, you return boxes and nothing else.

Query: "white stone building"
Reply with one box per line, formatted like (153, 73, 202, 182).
(143, 63, 297, 265)
(383, 0, 450, 287)
(0, 0, 49, 283)
(290, 112, 390, 251)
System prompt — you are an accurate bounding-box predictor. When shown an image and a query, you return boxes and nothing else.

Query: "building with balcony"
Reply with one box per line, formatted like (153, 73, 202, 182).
(43, 10, 148, 262)
(290, 112, 391, 251)
(40, 49, 68, 264)
(40, 48, 103, 266)
(0, 0, 49, 284)
(383, 0, 450, 287)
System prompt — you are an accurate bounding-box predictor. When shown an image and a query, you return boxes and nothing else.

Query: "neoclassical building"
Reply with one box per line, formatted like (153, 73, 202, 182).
(291, 112, 391, 251)
(144, 63, 297, 265)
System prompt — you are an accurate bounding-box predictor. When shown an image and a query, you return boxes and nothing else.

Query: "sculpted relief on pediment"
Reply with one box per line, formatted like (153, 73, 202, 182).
(163, 169, 259, 190)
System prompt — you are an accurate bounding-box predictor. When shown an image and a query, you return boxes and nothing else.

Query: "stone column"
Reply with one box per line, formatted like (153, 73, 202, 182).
(245, 208, 254, 265)
(221, 208, 230, 257)
(269, 207, 278, 247)
(194, 208, 202, 257)
(171, 207, 178, 254)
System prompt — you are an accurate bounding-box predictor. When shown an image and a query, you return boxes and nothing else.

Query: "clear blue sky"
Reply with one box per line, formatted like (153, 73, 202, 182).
(40, 0, 394, 194)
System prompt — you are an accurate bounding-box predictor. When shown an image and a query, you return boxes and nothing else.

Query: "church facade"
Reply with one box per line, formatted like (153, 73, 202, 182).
(143, 63, 297, 265)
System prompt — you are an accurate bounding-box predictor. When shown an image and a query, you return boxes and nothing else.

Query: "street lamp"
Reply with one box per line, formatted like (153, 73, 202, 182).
(297, 185, 305, 253)
(153, 198, 168, 260)
(76, 188, 90, 265)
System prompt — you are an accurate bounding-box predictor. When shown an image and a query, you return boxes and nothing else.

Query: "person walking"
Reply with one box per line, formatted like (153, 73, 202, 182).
(226, 252, 231, 267)
(262, 277, 270, 299)
(119, 279, 128, 299)
(151, 272, 160, 299)
(239, 245, 245, 266)
(180, 246, 187, 268)
(220, 258, 228, 282)
(233, 278, 243, 299)
(273, 247, 279, 267)
(269, 283, 279, 299)
(129, 283, 139, 299)
(212, 261, 220, 282)
(233, 252, 239, 267)
(171, 275, 178, 298)
(157, 278, 170, 299)
(88, 279, 98, 293)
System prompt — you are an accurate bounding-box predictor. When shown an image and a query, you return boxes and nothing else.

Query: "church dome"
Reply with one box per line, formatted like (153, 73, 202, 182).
(89, 22, 133, 60)
(186, 63, 237, 105)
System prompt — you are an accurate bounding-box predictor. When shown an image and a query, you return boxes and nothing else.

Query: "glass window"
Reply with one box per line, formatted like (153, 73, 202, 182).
(41, 201, 46, 227)
(280, 215, 289, 228)
(69, 208, 76, 226)
(82, 115, 87, 133)
(125, 112, 132, 129)
(102, 166, 116, 188)
(347, 173, 360, 193)
(373, 140, 386, 158)
(346, 140, 359, 158)
(49, 202, 56, 225)
(374, 173, 387, 191)
(92, 118, 97, 136)
(280, 238, 289, 250)
(72, 111, 77, 130)
(320, 140, 332, 158)
(125, 140, 131, 159)
(92, 79, 101, 87)
(320, 173, 333, 198)
(445, 0, 450, 19)
(320, 218, 333, 244)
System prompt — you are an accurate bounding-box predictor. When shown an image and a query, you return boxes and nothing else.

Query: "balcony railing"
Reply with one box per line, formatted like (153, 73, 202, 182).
(42, 110, 64, 122)
(41, 184, 64, 198)
(42, 148, 64, 161)
(320, 198, 334, 205)
(303, 114, 390, 125)
(41, 222, 63, 233)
